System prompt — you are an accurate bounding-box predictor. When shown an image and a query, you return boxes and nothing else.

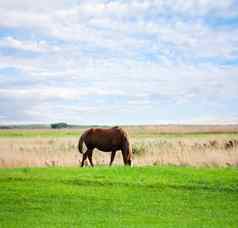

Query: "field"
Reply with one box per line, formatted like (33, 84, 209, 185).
(0, 126, 238, 227)
(0, 166, 238, 227)
(0, 126, 238, 168)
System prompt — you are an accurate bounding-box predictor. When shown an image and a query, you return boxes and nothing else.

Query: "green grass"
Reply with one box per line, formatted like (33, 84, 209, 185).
(0, 129, 84, 138)
(0, 166, 238, 227)
(0, 129, 238, 140)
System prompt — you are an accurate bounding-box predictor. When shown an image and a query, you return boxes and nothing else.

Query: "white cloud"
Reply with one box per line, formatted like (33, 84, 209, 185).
(0, 0, 67, 11)
(0, 0, 238, 124)
(0, 0, 237, 62)
(0, 36, 60, 53)
(0, 84, 127, 101)
(153, 0, 235, 17)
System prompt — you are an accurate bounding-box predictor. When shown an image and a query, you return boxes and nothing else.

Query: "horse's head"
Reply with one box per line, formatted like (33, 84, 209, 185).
(122, 135, 133, 166)
(126, 157, 133, 166)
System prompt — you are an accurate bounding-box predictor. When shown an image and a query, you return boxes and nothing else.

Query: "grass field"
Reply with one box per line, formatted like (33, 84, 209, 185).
(0, 126, 238, 138)
(0, 166, 237, 227)
(0, 127, 238, 168)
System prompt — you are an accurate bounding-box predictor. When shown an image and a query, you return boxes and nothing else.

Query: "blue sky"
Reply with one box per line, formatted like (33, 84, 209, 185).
(0, 0, 238, 125)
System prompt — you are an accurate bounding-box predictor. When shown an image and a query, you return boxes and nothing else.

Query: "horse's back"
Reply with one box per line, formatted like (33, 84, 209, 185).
(89, 127, 124, 137)
(83, 127, 126, 151)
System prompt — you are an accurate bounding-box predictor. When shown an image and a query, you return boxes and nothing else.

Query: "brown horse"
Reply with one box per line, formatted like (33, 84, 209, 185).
(78, 126, 132, 167)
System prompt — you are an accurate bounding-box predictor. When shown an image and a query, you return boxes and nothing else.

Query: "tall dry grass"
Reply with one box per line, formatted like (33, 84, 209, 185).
(0, 135, 238, 168)
(0, 137, 128, 168)
(132, 138, 238, 167)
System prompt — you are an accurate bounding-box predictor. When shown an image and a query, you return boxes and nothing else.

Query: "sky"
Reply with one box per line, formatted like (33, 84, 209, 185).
(0, 0, 238, 125)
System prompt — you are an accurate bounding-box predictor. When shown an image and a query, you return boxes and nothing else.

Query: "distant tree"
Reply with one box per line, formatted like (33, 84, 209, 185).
(51, 122, 68, 129)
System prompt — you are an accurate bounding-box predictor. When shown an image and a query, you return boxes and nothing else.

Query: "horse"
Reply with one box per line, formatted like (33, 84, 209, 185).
(78, 126, 132, 167)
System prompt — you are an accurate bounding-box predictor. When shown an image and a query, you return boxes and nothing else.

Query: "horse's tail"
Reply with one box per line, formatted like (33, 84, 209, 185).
(78, 129, 91, 154)
(78, 130, 89, 154)
(78, 135, 84, 154)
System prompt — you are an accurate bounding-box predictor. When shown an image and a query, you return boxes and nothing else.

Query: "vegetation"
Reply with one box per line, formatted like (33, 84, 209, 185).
(0, 128, 238, 139)
(0, 127, 237, 168)
(132, 143, 147, 156)
(0, 166, 237, 227)
(0, 127, 237, 226)
(0, 129, 85, 138)
(50, 122, 69, 129)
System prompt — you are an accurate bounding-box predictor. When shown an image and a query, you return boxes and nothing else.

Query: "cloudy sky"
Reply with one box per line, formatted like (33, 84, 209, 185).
(0, 0, 238, 125)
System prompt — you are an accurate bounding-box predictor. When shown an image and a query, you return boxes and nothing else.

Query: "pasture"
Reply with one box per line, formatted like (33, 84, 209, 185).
(0, 126, 238, 227)
(0, 126, 238, 168)
(0, 166, 237, 227)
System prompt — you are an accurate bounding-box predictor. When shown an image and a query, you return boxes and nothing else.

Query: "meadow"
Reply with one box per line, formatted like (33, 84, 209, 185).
(0, 126, 238, 168)
(0, 166, 238, 227)
(0, 126, 238, 227)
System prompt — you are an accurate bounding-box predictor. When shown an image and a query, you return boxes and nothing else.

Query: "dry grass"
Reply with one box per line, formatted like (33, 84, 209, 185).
(132, 138, 238, 167)
(0, 137, 126, 168)
(126, 124, 238, 136)
(0, 129, 238, 168)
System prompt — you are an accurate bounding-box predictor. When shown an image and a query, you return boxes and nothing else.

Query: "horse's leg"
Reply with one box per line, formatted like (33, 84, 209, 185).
(81, 152, 88, 167)
(87, 149, 94, 167)
(109, 151, 116, 166)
